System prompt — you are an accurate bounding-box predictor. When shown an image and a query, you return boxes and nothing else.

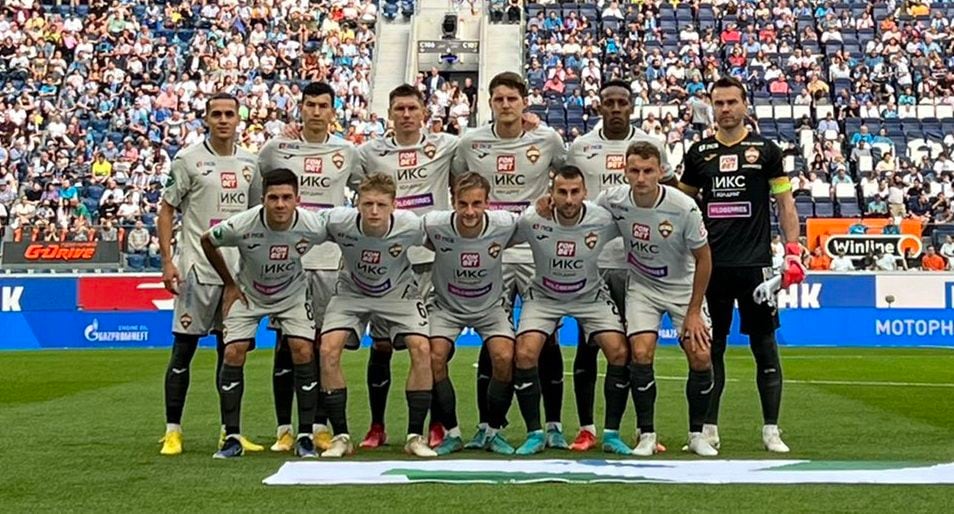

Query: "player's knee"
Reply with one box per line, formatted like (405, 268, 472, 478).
(632, 343, 655, 365)
(289, 340, 314, 364)
(406, 337, 431, 365)
(223, 343, 247, 366)
(602, 341, 629, 366)
(750, 332, 780, 368)
(687, 348, 711, 371)
(319, 342, 342, 369)
(490, 348, 514, 379)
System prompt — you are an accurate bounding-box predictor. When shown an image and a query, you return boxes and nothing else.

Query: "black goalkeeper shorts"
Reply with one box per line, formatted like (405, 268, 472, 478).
(706, 265, 780, 338)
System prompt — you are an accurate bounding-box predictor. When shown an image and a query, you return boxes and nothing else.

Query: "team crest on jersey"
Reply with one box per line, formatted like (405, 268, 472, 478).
(497, 155, 516, 173)
(179, 313, 192, 329)
(632, 223, 650, 241)
(488, 241, 502, 259)
(399, 151, 418, 168)
(584, 232, 598, 249)
(243, 165, 255, 183)
(331, 152, 344, 169)
(556, 240, 576, 257)
(269, 245, 289, 260)
(304, 157, 323, 174)
(719, 155, 738, 173)
(361, 250, 380, 263)
(460, 252, 480, 268)
(605, 154, 625, 170)
(658, 220, 674, 238)
(220, 172, 238, 189)
(526, 145, 541, 164)
(388, 244, 403, 258)
(295, 238, 309, 255)
(744, 147, 760, 164)
(423, 142, 437, 159)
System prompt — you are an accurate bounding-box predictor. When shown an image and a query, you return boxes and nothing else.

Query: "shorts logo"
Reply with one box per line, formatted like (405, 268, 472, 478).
(179, 313, 192, 329)
(526, 145, 541, 164)
(332, 152, 345, 169)
(497, 155, 516, 173)
(388, 244, 403, 258)
(556, 240, 576, 257)
(744, 146, 760, 164)
(584, 232, 598, 249)
(423, 142, 437, 159)
(658, 220, 674, 238)
(242, 165, 254, 183)
(460, 252, 480, 268)
(719, 155, 738, 173)
(632, 223, 650, 241)
(399, 151, 418, 168)
(269, 245, 289, 260)
(361, 250, 381, 264)
(304, 157, 323, 174)
(295, 238, 309, 255)
(605, 154, 625, 170)
(220, 172, 238, 189)
(488, 241, 502, 259)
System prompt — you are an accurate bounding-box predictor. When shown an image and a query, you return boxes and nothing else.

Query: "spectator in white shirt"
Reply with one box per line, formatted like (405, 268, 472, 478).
(830, 250, 856, 271)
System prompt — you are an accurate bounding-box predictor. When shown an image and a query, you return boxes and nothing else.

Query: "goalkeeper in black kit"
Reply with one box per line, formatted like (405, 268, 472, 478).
(678, 77, 805, 453)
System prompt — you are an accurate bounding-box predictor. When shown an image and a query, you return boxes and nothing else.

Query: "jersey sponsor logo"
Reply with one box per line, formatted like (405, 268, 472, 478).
(497, 155, 516, 173)
(719, 155, 738, 173)
(262, 260, 297, 274)
(304, 157, 323, 174)
(556, 241, 576, 257)
(300, 175, 333, 189)
(269, 245, 289, 260)
(628, 253, 669, 278)
(707, 201, 753, 218)
(332, 151, 345, 169)
(448, 283, 493, 298)
(399, 150, 418, 168)
(295, 238, 309, 255)
(542, 276, 587, 294)
(395, 193, 434, 209)
(252, 276, 295, 296)
(423, 142, 437, 159)
(218, 191, 247, 205)
(490, 201, 529, 213)
(396, 168, 427, 181)
(658, 220, 673, 238)
(605, 154, 625, 170)
(584, 232, 598, 249)
(460, 252, 480, 268)
(526, 146, 541, 164)
(361, 250, 381, 264)
(488, 241, 502, 259)
(388, 244, 403, 258)
(630, 240, 660, 254)
(744, 147, 761, 164)
(220, 172, 238, 189)
(698, 143, 719, 152)
(713, 175, 746, 190)
(601, 173, 627, 187)
(351, 273, 392, 294)
(632, 223, 650, 241)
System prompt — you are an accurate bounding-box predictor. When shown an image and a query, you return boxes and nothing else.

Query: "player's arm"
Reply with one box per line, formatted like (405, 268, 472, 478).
(201, 217, 247, 314)
(158, 158, 190, 294)
(656, 135, 679, 187)
(250, 148, 267, 208)
(547, 128, 567, 167)
(768, 143, 806, 286)
(685, 243, 713, 352)
(200, 232, 237, 289)
(506, 212, 530, 248)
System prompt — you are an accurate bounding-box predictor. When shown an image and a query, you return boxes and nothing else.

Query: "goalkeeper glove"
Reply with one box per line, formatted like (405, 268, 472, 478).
(782, 242, 806, 288)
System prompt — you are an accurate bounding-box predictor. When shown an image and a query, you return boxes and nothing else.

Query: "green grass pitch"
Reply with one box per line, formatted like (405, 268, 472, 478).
(2, 346, 953, 512)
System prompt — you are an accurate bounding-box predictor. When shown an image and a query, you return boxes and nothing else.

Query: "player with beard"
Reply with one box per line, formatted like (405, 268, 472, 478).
(158, 93, 263, 456)
(678, 76, 804, 453)
(255, 82, 362, 453)
(454, 71, 569, 451)
(562, 79, 678, 451)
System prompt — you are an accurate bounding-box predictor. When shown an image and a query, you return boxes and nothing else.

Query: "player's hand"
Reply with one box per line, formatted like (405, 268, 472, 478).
(522, 112, 541, 131)
(161, 261, 181, 295)
(534, 194, 553, 219)
(753, 274, 782, 306)
(281, 122, 302, 139)
(683, 310, 711, 353)
(782, 242, 807, 288)
(221, 284, 248, 318)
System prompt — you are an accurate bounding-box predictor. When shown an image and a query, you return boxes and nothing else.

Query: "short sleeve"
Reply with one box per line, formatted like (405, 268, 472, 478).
(207, 209, 250, 248)
(683, 203, 708, 250)
(161, 156, 192, 208)
(547, 129, 567, 168)
(680, 142, 704, 189)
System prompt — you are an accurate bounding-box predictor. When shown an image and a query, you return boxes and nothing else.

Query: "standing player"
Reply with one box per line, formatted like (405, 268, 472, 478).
(455, 71, 569, 450)
(678, 76, 804, 452)
(201, 169, 327, 458)
(511, 165, 632, 455)
(563, 79, 678, 451)
(355, 84, 459, 449)
(423, 173, 520, 455)
(598, 142, 717, 456)
(317, 174, 436, 458)
(256, 81, 361, 452)
(158, 93, 263, 455)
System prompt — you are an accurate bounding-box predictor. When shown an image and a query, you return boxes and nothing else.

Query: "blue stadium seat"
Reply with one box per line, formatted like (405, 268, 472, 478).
(814, 198, 835, 218)
(126, 253, 146, 271)
(795, 196, 815, 221)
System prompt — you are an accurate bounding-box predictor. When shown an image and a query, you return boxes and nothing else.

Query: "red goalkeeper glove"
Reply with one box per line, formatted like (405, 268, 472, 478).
(782, 242, 806, 288)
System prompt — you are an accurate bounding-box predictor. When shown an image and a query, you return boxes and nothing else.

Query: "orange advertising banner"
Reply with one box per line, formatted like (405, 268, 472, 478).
(806, 218, 923, 252)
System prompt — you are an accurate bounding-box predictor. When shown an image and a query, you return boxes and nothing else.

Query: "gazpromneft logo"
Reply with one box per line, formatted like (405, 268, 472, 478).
(83, 319, 149, 342)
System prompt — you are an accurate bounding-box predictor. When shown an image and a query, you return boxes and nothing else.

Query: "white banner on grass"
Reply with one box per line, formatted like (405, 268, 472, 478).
(263, 459, 954, 485)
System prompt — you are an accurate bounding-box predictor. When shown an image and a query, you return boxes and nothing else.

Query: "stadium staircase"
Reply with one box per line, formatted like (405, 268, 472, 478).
(369, 16, 414, 116)
(476, 12, 525, 124)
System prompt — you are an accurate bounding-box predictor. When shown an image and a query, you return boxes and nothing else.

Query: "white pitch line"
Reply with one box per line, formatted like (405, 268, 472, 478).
(554, 371, 954, 388)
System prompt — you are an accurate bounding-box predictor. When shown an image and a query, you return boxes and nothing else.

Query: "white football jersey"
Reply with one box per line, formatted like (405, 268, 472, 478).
(256, 134, 361, 270)
(162, 141, 258, 284)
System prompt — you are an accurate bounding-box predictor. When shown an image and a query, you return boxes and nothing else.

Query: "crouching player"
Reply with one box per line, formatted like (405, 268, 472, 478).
(200, 169, 328, 459)
(597, 142, 717, 456)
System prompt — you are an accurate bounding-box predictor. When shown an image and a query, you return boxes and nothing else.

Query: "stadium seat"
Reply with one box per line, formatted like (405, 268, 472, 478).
(814, 198, 835, 217)
(794, 196, 815, 221)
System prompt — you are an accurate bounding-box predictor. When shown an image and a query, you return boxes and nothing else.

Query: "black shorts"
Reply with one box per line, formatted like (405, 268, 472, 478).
(706, 266, 780, 337)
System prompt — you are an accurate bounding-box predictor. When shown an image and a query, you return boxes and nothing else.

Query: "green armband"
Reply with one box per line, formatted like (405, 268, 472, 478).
(770, 179, 793, 195)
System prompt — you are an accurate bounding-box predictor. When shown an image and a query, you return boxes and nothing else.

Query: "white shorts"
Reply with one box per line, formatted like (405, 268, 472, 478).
(427, 301, 515, 343)
(223, 291, 315, 344)
(267, 269, 336, 334)
(625, 281, 711, 339)
(368, 264, 432, 341)
(517, 286, 625, 343)
(503, 262, 533, 311)
(322, 289, 429, 350)
(601, 268, 627, 316)
(172, 268, 223, 335)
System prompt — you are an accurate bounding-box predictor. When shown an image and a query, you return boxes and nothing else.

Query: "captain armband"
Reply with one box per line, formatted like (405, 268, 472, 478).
(769, 178, 793, 195)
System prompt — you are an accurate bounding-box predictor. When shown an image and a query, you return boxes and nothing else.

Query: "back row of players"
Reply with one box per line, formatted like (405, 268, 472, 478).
(157, 72, 805, 458)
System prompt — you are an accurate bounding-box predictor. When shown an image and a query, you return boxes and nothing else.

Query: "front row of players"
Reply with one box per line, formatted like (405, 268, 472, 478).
(200, 141, 720, 458)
